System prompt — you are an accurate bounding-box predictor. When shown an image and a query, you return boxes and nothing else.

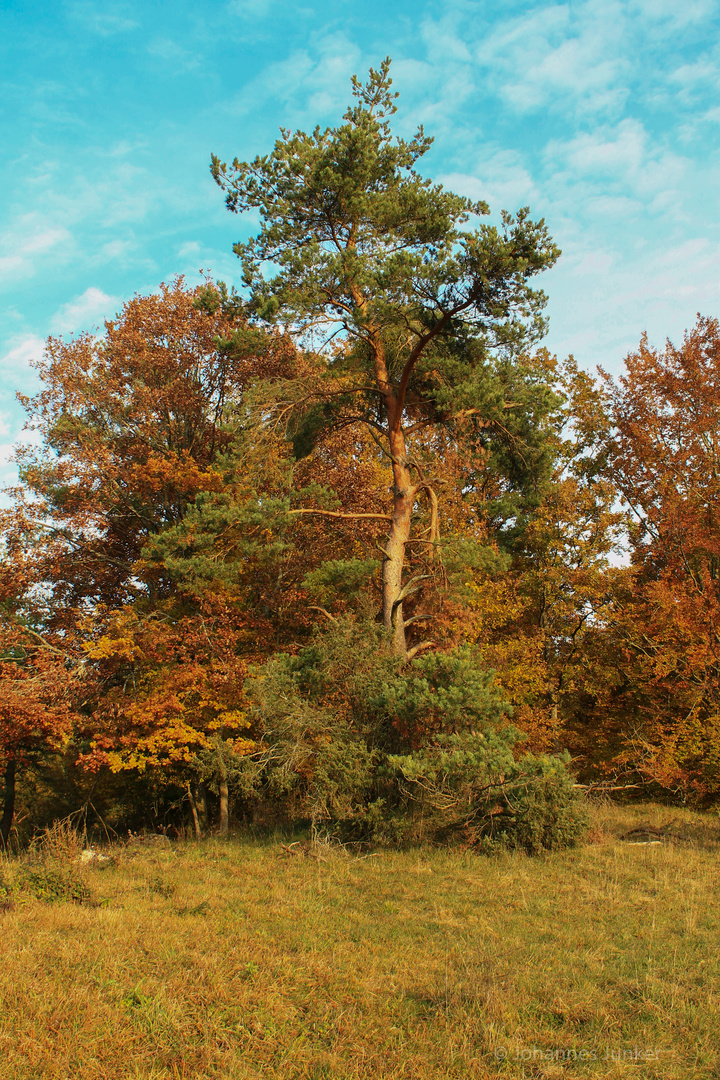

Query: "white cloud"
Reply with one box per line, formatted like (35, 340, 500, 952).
(228, 0, 273, 15)
(570, 250, 614, 276)
(582, 194, 643, 219)
(66, 2, 139, 36)
(545, 120, 689, 207)
(440, 151, 539, 211)
(221, 32, 363, 124)
(419, 12, 474, 63)
(50, 288, 121, 335)
(177, 241, 202, 261)
(629, 0, 715, 28)
(0, 335, 45, 377)
(0, 219, 73, 283)
(544, 234, 720, 375)
(471, 0, 630, 116)
(0, 422, 44, 506)
(147, 38, 201, 72)
(669, 59, 720, 87)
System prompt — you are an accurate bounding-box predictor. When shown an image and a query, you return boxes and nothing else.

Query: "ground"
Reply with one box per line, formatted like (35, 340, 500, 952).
(0, 801, 718, 1079)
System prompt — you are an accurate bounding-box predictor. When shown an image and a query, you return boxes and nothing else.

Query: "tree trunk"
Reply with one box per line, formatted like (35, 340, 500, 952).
(186, 782, 202, 840)
(382, 426, 417, 656)
(197, 783, 209, 831)
(1, 759, 17, 849)
(218, 759, 229, 839)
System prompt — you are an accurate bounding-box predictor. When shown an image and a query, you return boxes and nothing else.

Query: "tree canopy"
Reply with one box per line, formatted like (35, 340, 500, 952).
(0, 62, 718, 847)
(211, 57, 560, 655)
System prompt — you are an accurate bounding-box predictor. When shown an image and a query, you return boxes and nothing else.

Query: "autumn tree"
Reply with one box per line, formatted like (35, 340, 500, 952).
(212, 58, 560, 656)
(1, 278, 295, 625)
(0, 618, 78, 845)
(601, 316, 720, 796)
(74, 601, 260, 838)
(0, 280, 299, 835)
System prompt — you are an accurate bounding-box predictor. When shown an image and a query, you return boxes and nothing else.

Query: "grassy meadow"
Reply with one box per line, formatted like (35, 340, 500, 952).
(0, 802, 718, 1080)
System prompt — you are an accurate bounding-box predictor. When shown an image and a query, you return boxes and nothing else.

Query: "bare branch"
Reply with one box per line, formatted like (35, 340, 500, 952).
(405, 640, 435, 661)
(308, 606, 338, 624)
(288, 508, 392, 522)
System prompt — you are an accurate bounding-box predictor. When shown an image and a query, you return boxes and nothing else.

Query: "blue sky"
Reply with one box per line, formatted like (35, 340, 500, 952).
(2, 0, 719, 493)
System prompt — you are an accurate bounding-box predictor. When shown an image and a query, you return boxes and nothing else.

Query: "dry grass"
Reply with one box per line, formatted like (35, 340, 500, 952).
(0, 801, 718, 1079)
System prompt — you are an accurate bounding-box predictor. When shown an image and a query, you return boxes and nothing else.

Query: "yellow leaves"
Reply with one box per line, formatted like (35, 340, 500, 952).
(84, 633, 141, 662)
(82, 607, 144, 662)
(226, 737, 256, 757)
(467, 577, 529, 629)
(207, 709, 250, 732)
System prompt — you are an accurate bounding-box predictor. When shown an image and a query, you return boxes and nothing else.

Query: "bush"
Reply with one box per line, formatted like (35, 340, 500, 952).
(17, 863, 92, 904)
(2, 818, 96, 904)
(244, 619, 587, 851)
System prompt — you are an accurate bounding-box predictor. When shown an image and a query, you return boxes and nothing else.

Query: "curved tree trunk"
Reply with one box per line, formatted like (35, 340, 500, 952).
(383, 427, 417, 656)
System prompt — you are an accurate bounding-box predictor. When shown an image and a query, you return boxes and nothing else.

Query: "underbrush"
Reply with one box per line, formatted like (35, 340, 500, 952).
(0, 802, 718, 1079)
(1, 819, 97, 907)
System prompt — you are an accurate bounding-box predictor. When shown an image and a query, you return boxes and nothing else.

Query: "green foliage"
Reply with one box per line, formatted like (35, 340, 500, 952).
(19, 864, 92, 907)
(389, 739, 586, 853)
(375, 644, 513, 734)
(302, 558, 378, 606)
(499, 755, 588, 853)
(243, 620, 584, 850)
(15, 861, 92, 904)
(440, 539, 510, 599)
(212, 59, 558, 356)
(243, 620, 396, 828)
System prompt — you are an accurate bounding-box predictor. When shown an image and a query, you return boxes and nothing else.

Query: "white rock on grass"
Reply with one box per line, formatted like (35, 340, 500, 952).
(78, 848, 110, 863)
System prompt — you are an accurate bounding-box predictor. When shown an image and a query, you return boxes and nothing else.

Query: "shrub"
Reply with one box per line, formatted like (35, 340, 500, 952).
(17, 863, 92, 904)
(388, 737, 586, 852)
(244, 619, 587, 851)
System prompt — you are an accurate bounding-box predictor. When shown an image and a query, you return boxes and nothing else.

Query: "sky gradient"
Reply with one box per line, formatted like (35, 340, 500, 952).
(2, 0, 719, 493)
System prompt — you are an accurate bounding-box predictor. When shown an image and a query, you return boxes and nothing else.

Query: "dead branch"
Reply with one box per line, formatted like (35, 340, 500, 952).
(289, 508, 392, 522)
(405, 640, 435, 661)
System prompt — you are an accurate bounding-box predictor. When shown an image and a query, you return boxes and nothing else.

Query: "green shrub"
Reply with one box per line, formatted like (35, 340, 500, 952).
(17, 863, 92, 904)
(244, 619, 587, 852)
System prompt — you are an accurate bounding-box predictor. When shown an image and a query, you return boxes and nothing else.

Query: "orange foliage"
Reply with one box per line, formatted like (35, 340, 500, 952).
(76, 601, 262, 773)
(1, 278, 296, 625)
(601, 316, 720, 796)
(0, 621, 78, 765)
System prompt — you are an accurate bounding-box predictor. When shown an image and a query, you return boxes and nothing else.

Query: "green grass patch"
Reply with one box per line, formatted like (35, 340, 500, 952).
(0, 802, 718, 1079)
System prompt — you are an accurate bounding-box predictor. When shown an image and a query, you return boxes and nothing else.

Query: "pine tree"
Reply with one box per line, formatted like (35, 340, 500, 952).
(212, 58, 560, 655)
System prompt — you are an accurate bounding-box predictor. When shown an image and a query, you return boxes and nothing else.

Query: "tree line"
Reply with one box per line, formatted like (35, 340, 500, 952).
(1, 62, 718, 847)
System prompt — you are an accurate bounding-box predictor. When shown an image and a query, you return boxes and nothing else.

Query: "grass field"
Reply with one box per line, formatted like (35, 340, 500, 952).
(1, 801, 718, 1080)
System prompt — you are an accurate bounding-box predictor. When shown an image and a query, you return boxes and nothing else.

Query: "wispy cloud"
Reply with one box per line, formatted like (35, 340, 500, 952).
(227, 0, 276, 17)
(440, 150, 539, 212)
(546, 119, 689, 200)
(51, 288, 121, 335)
(221, 31, 363, 125)
(65, 2, 139, 36)
(0, 219, 73, 284)
(147, 38, 202, 73)
(0, 335, 46, 379)
(629, 0, 716, 30)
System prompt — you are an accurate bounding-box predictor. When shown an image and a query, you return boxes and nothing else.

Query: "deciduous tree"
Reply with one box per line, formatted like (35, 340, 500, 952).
(602, 316, 720, 796)
(0, 619, 77, 845)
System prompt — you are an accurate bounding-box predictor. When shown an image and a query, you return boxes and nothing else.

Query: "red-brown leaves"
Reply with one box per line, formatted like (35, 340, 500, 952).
(0, 623, 77, 764)
(5, 278, 296, 620)
(603, 316, 720, 795)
